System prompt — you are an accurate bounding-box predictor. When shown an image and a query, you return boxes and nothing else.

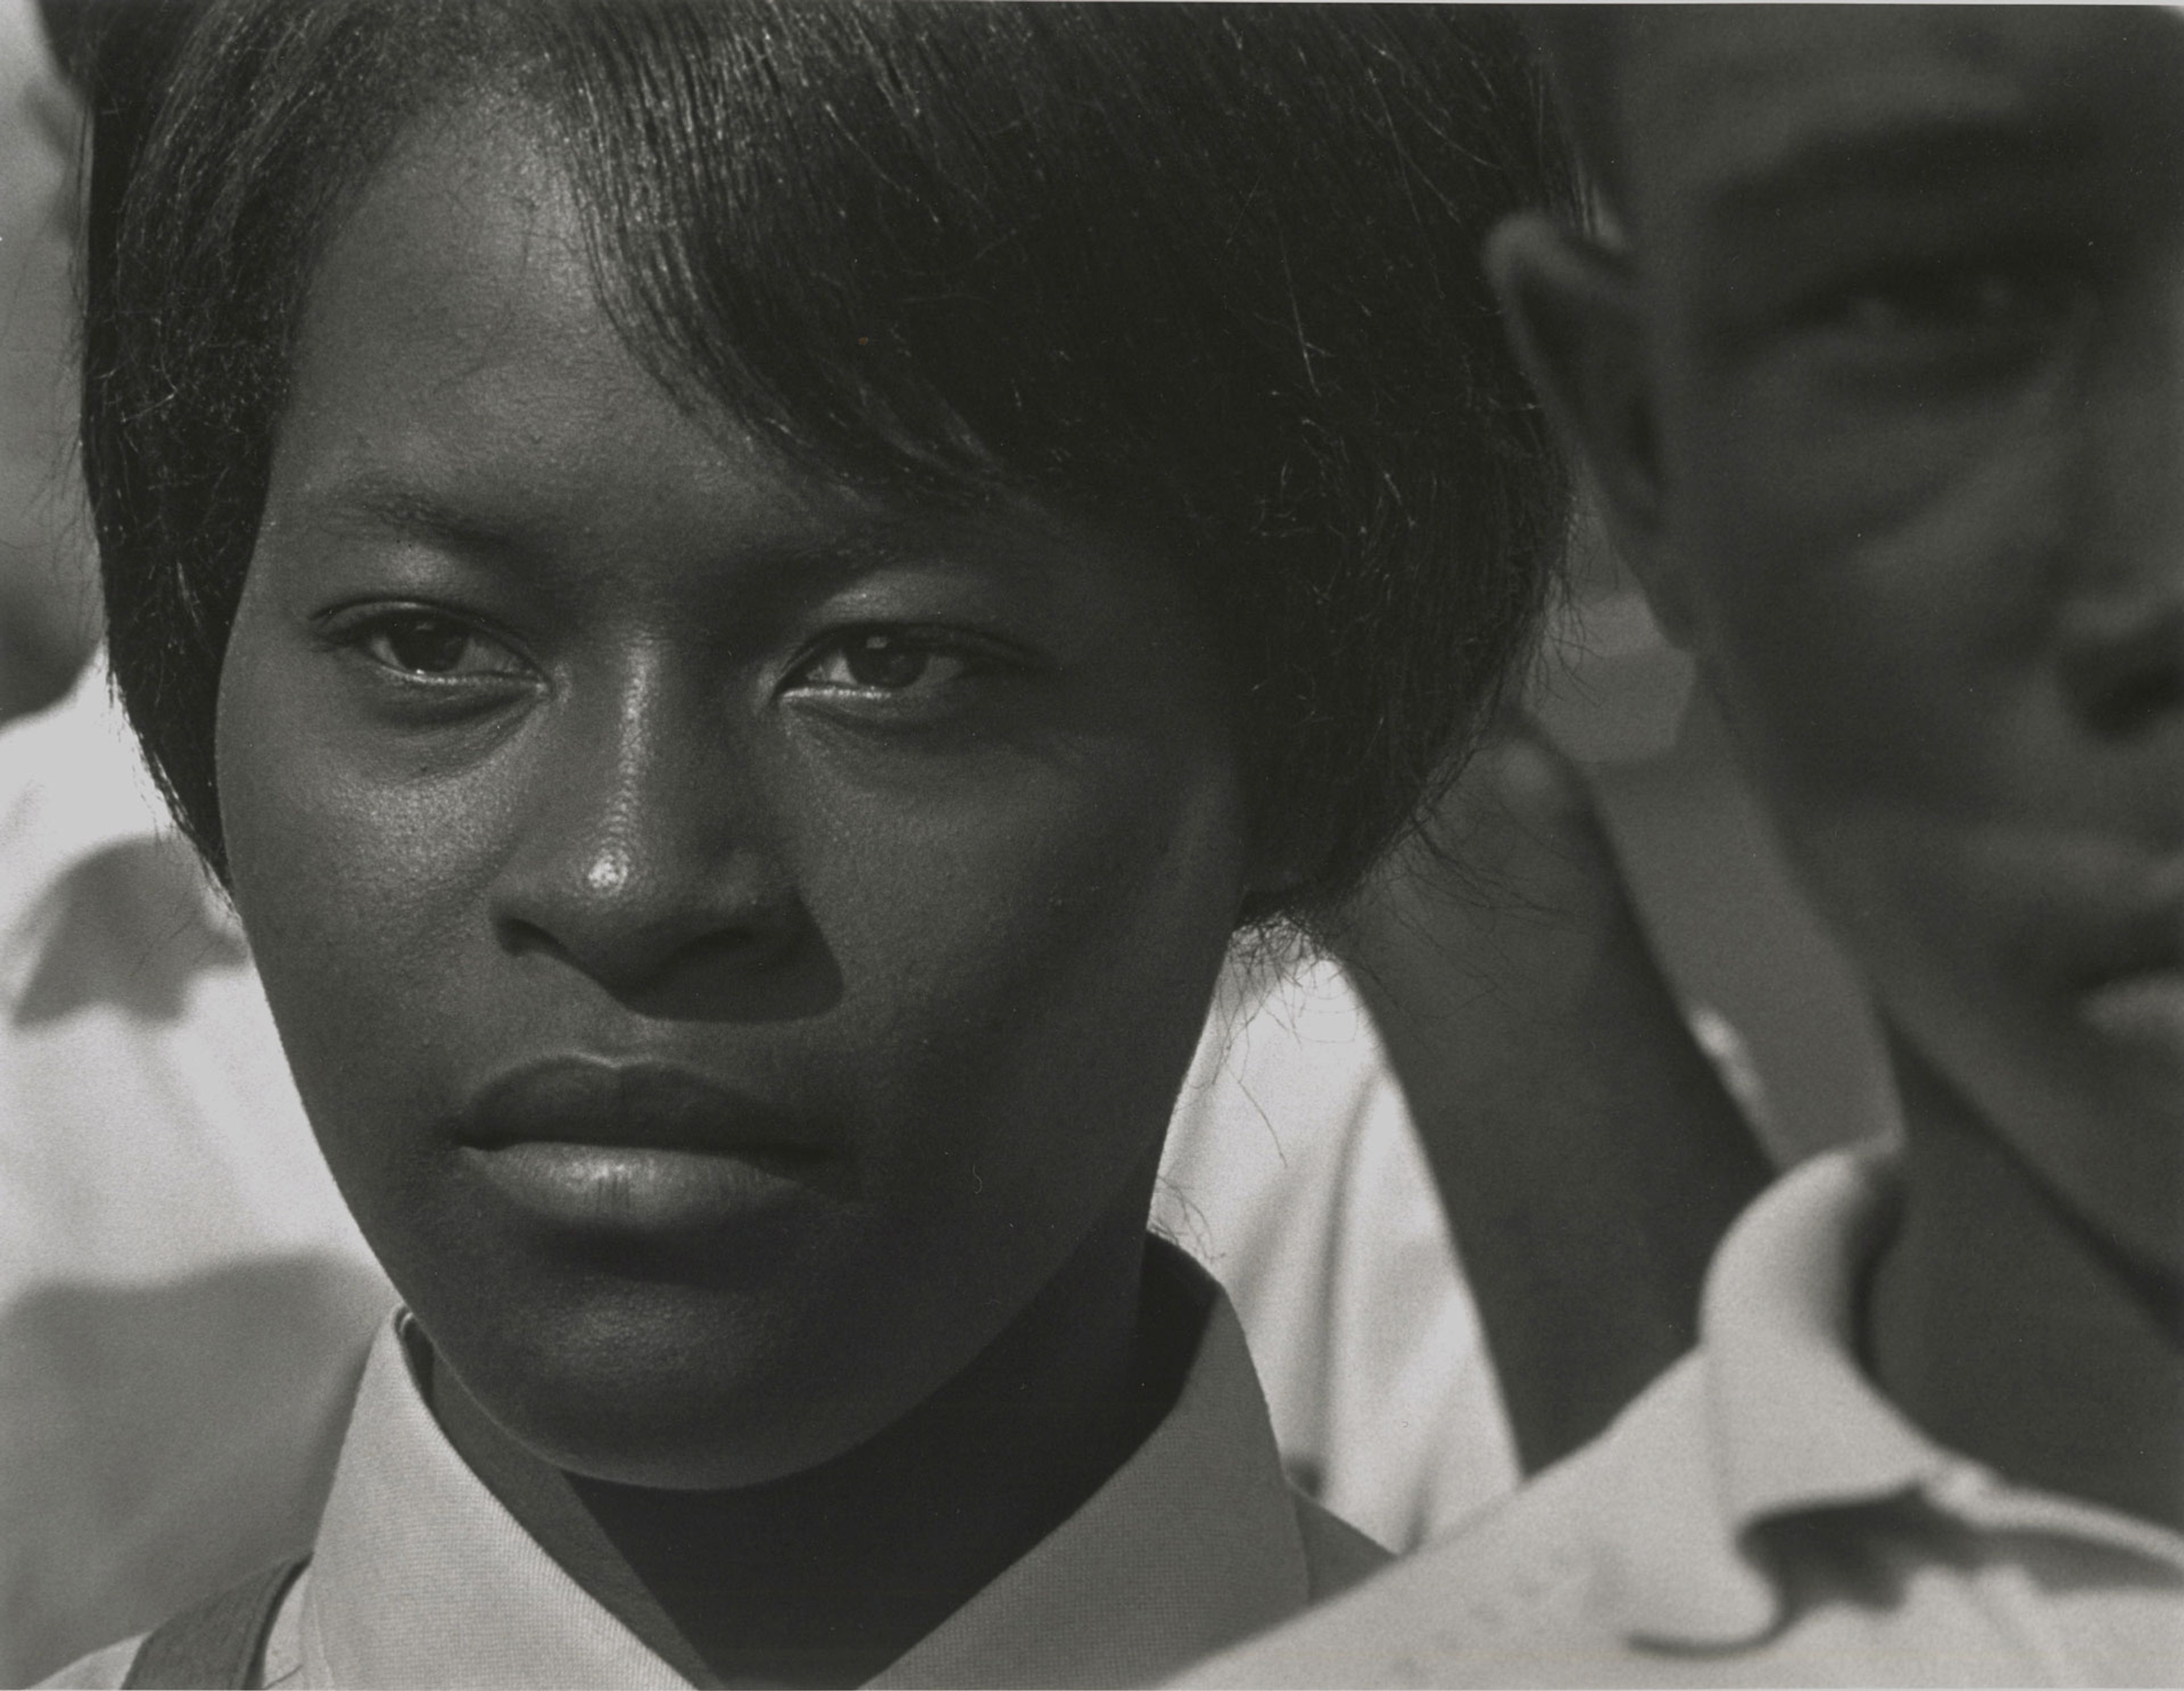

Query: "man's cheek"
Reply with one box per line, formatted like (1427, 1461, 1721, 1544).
(1671, 339, 2067, 550)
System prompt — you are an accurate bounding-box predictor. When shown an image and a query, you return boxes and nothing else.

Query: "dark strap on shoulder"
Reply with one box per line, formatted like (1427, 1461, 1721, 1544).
(122, 1558, 308, 1690)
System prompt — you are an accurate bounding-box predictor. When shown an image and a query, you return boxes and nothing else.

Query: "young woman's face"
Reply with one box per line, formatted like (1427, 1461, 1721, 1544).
(216, 113, 1256, 1487)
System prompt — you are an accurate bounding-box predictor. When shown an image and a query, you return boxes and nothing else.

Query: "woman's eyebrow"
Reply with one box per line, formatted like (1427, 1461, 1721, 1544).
(292, 472, 531, 557)
(284, 469, 1031, 599)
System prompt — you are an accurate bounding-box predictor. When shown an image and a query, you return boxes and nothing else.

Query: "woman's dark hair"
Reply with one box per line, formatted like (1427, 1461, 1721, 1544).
(83, 0, 1578, 929)
(1517, 5, 1632, 215)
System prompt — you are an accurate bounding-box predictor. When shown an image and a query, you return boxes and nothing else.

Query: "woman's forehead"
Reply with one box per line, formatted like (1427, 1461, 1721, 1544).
(296, 107, 603, 408)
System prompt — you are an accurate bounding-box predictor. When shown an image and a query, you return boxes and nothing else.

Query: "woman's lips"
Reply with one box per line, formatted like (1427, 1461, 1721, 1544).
(456, 1056, 843, 1232)
(465, 1140, 828, 1232)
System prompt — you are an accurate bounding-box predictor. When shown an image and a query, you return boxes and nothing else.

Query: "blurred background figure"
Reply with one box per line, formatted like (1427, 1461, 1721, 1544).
(0, 4, 393, 1681)
(1532, 499, 1900, 1174)
(1193, 8, 2184, 1678)
(0, 0, 96, 722)
(1341, 500, 1897, 1476)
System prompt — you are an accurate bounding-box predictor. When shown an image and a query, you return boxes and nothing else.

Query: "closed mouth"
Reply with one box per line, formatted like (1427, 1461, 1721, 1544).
(457, 1055, 839, 1164)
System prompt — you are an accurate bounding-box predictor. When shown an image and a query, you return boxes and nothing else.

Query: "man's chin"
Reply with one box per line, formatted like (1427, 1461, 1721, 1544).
(1921, 1020, 2184, 1290)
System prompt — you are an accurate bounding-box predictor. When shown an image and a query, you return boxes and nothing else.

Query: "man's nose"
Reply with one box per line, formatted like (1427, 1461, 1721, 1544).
(2062, 263, 2184, 742)
(2058, 598, 2184, 743)
(486, 667, 806, 1004)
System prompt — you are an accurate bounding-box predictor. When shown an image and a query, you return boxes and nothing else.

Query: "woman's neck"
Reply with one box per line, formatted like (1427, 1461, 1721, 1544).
(1866, 1035, 2184, 1537)
(424, 1178, 1195, 1689)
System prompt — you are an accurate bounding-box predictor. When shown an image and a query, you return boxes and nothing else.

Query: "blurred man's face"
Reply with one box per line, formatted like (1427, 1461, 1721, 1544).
(1498, 9, 2184, 1273)
(0, 12, 97, 718)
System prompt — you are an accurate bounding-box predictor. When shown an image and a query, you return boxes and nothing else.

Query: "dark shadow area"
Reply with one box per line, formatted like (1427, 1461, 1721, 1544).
(1591, 697, 1898, 1166)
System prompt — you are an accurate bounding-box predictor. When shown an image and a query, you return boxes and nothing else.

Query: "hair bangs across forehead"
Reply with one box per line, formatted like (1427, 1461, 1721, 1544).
(91, 0, 1577, 922)
(535, 4, 1496, 502)
(527, 2, 1051, 495)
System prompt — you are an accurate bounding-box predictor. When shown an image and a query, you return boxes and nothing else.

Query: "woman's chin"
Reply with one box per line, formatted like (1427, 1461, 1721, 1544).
(422, 1292, 949, 1493)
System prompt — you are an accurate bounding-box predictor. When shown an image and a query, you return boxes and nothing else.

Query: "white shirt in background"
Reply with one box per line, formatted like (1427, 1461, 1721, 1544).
(1156, 945, 1519, 1553)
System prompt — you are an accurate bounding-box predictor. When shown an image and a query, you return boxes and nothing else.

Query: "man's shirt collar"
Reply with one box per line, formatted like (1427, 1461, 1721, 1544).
(1608, 1147, 2184, 1651)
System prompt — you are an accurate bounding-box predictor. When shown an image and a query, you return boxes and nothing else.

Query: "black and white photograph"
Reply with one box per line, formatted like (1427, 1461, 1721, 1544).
(0, 3, 2176, 1685)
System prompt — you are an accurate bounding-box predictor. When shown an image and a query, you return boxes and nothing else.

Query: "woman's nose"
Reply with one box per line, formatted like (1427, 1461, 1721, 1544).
(486, 671, 806, 1004)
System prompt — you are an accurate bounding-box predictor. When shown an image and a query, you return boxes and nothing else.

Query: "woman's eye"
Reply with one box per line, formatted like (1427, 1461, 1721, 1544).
(357, 613, 522, 680)
(793, 631, 971, 695)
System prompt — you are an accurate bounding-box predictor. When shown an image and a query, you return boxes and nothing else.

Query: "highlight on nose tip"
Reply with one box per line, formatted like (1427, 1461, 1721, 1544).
(490, 831, 810, 997)
(585, 849, 633, 897)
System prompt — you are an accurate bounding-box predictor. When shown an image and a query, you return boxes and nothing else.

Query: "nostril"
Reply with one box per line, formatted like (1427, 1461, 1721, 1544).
(2061, 602, 2184, 741)
(492, 901, 826, 1022)
(490, 859, 812, 1008)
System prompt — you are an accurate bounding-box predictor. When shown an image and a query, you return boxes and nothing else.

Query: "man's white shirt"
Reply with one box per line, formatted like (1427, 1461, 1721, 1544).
(1184, 1146, 2184, 1688)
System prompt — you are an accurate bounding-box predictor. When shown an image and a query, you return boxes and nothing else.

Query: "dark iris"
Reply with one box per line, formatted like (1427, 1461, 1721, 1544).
(381, 615, 473, 674)
(842, 632, 930, 689)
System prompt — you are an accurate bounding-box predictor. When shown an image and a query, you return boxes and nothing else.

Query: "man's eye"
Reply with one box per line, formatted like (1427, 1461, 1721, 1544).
(1821, 259, 2084, 343)
(793, 631, 970, 695)
(358, 613, 519, 679)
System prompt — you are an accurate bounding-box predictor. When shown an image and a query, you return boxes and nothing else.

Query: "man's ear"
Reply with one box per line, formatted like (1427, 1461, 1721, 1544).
(1487, 213, 1699, 649)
